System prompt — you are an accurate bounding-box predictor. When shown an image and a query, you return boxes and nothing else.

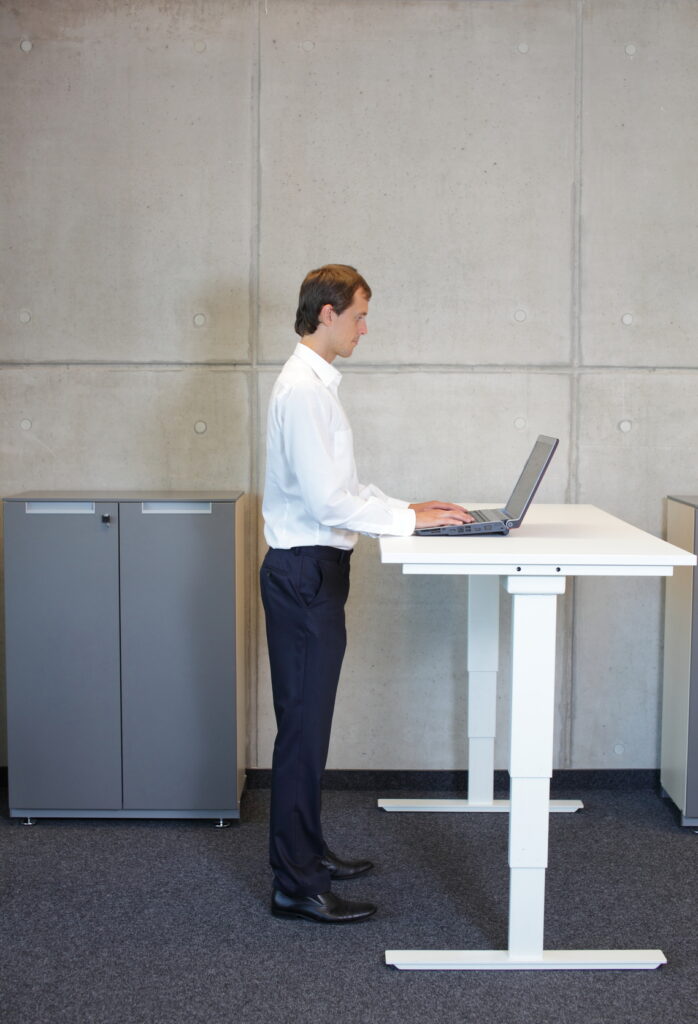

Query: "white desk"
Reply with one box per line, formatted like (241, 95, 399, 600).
(379, 504, 696, 971)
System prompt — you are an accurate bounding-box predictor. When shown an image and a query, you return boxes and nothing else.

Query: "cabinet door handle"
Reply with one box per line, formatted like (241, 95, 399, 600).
(101, 514, 111, 525)
(25, 502, 95, 514)
(141, 502, 212, 514)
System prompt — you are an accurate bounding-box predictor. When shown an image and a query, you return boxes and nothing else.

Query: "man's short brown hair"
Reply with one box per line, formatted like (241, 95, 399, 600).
(294, 264, 372, 337)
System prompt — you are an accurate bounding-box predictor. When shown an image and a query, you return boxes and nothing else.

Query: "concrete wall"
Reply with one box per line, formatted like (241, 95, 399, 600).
(2, 0, 697, 771)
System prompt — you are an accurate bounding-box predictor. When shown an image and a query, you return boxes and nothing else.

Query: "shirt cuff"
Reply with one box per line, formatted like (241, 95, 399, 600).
(387, 506, 417, 536)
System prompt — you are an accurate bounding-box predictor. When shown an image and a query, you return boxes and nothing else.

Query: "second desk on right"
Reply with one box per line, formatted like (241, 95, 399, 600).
(662, 495, 698, 826)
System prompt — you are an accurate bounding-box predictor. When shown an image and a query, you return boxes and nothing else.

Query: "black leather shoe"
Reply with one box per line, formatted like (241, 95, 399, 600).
(271, 888, 377, 924)
(321, 847, 374, 880)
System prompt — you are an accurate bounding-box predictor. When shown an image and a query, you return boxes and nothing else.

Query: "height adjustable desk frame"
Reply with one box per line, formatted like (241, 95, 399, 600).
(378, 571, 581, 816)
(379, 504, 696, 972)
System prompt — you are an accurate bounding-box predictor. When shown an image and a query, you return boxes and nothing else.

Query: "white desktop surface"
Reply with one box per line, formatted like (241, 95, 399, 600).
(378, 503, 696, 972)
(380, 503, 696, 574)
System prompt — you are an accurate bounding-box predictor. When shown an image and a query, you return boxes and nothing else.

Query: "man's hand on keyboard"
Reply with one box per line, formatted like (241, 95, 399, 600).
(409, 501, 475, 530)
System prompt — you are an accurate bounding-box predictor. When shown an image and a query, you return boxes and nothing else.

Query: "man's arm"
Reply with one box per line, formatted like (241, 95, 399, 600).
(358, 486, 473, 530)
(282, 385, 416, 536)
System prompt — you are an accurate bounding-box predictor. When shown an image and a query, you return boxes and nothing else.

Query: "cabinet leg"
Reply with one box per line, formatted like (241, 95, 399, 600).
(214, 819, 231, 829)
(22, 817, 37, 826)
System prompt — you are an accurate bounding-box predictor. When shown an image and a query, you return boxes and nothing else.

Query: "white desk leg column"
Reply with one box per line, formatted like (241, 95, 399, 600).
(466, 575, 499, 806)
(386, 574, 666, 970)
(379, 576, 501, 813)
(506, 575, 563, 959)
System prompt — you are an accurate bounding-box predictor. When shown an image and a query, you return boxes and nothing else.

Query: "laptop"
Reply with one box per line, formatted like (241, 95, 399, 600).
(414, 434, 559, 536)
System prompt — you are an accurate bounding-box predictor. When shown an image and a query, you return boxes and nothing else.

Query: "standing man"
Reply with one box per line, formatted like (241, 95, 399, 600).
(260, 264, 472, 924)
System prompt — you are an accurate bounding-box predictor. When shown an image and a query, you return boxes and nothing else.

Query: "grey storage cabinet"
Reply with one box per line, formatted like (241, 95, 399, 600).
(3, 491, 247, 821)
(661, 496, 698, 825)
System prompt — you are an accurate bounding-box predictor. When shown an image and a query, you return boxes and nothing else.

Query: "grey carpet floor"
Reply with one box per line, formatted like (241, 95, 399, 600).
(1, 785, 697, 1024)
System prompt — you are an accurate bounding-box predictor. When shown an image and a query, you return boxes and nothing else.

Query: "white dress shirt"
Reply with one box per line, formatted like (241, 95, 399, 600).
(262, 342, 416, 550)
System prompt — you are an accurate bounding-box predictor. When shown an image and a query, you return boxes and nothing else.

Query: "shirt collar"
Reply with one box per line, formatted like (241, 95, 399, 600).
(293, 341, 342, 390)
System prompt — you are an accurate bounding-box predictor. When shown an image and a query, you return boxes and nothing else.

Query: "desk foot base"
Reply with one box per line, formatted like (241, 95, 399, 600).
(377, 798, 583, 813)
(385, 949, 666, 971)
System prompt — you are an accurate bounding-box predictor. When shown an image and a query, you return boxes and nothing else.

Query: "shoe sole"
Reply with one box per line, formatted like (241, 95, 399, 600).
(271, 906, 377, 924)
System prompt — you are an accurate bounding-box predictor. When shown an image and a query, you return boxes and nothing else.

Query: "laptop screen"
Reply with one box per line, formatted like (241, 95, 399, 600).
(502, 435, 559, 523)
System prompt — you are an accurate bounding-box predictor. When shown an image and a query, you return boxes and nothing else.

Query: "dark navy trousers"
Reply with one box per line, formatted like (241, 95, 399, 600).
(260, 545, 351, 896)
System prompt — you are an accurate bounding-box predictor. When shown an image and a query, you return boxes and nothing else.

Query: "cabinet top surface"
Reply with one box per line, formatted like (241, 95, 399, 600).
(4, 491, 244, 502)
(380, 504, 697, 570)
(668, 495, 698, 509)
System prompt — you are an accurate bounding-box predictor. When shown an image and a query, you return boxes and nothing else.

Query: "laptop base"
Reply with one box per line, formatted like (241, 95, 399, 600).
(415, 520, 508, 537)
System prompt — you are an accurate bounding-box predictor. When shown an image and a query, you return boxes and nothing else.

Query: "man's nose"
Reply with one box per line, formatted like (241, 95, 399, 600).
(360, 320, 368, 335)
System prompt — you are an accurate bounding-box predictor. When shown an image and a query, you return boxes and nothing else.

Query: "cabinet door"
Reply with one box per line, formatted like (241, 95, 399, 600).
(119, 501, 237, 810)
(4, 500, 122, 810)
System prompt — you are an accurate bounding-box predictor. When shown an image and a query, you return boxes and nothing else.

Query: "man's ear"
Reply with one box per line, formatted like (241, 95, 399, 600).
(318, 303, 335, 327)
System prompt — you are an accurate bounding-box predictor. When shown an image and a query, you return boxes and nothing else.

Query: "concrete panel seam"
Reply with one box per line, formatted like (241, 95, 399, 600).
(252, 364, 698, 375)
(247, 0, 263, 770)
(0, 362, 255, 369)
